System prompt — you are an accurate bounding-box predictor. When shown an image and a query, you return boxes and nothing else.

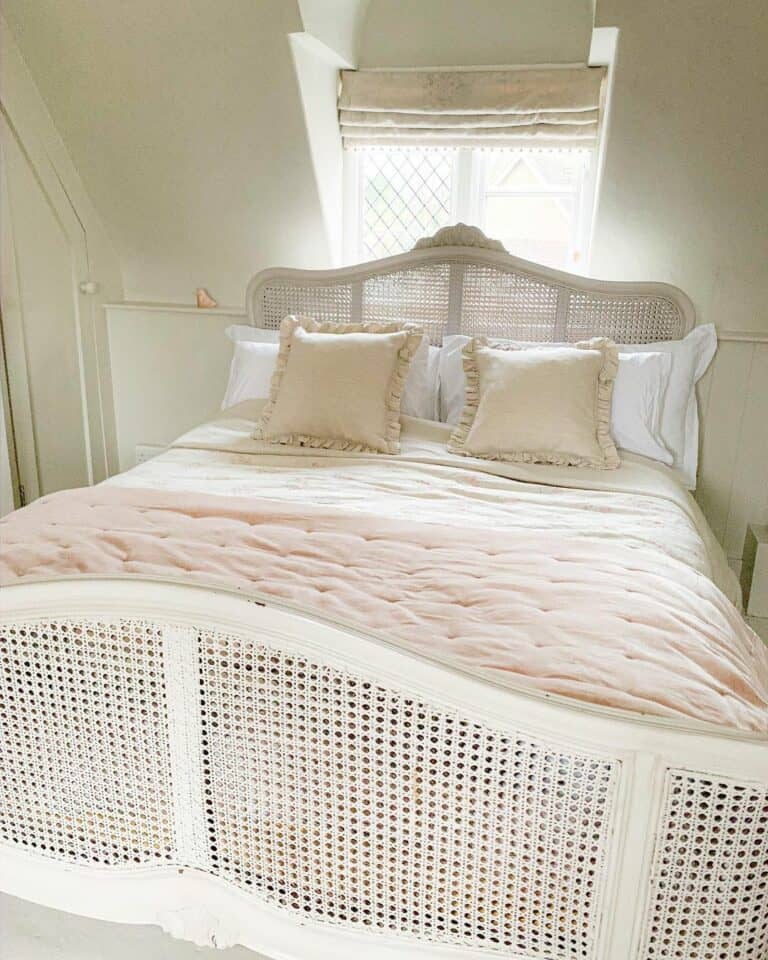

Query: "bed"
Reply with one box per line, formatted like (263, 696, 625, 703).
(1, 226, 766, 960)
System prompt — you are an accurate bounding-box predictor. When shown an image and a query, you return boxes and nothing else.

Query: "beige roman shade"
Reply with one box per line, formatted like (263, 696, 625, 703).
(339, 66, 606, 149)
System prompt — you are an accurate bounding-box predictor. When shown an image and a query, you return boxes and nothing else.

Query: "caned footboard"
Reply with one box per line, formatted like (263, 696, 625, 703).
(1, 579, 766, 959)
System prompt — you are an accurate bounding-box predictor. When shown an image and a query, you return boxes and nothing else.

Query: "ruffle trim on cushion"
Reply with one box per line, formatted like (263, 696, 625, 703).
(576, 337, 620, 469)
(253, 315, 423, 455)
(447, 336, 484, 456)
(447, 336, 621, 469)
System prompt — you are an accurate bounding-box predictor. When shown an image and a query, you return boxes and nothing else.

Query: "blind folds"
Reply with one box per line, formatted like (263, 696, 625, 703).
(339, 66, 606, 150)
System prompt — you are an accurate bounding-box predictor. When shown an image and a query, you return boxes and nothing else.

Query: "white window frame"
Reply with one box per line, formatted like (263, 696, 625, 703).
(343, 146, 600, 273)
(342, 150, 363, 264)
(342, 149, 462, 264)
(471, 149, 597, 272)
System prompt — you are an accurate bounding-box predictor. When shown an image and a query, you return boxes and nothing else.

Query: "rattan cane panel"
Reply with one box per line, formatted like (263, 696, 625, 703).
(199, 632, 620, 957)
(641, 770, 768, 960)
(362, 264, 451, 344)
(261, 283, 353, 330)
(0, 619, 174, 866)
(460, 264, 560, 342)
(565, 292, 684, 344)
(254, 257, 689, 347)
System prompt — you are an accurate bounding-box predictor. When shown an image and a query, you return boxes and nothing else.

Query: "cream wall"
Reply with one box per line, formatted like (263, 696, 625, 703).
(589, 0, 768, 556)
(591, 0, 768, 336)
(297, 0, 370, 67)
(359, 0, 593, 66)
(697, 340, 768, 560)
(106, 304, 241, 471)
(289, 33, 346, 265)
(1, 0, 346, 306)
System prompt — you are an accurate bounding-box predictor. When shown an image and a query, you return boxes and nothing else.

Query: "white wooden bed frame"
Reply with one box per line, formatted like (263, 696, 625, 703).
(1, 227, 766, 960)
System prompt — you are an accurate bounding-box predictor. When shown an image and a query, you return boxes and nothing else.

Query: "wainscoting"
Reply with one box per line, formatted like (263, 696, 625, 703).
(106, 302, 245, 472)
(696, 333, 768, 560)
(106, 302, 767, 561)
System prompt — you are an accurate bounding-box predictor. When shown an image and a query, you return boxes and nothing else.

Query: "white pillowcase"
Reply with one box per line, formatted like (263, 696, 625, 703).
(609, 351, 673, 465)
(223, 323, 440, 420)
(617, 325, 717, 488)
(226, 324, 279, 344)
(221, 327, 279, 409)
(405, 337, 441, 420)
(439, 335, 674, 465)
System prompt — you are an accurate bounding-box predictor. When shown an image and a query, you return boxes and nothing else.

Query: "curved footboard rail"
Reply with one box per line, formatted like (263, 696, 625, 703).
(1, 579, 766, 959)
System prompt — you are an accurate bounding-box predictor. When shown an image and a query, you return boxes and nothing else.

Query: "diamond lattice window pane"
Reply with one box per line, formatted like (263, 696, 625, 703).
(361, 149, 455, 259)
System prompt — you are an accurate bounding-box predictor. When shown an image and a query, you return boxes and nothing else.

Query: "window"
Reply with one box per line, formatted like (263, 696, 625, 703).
(356, 149, 456, 261)
(344, 147, 596, 272)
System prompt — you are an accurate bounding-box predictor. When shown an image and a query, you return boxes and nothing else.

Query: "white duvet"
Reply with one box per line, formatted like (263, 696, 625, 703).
(7, 400, 766, 731)
(110, 400, 739, 606)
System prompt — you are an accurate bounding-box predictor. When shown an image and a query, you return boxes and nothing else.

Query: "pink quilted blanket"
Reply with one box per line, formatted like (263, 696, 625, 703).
(1, 485, 766, 733)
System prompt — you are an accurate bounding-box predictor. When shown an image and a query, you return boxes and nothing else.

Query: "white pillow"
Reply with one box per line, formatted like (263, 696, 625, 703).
(221, 326, 279, 409)
(608, 351, 673, 465)
(404, 338, 441, 420)
(617, 325, 717, 488)
(439, 335, 674, 466)
(223, 323, 439, 420)
(226, 323, 279, 344)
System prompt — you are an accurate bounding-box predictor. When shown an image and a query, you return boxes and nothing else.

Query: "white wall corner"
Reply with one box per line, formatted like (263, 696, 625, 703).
(586, 25, 619, 273)
(289, 32, 346, 265)
(588, 25, 619, 67)
(296, 0, 371, 68)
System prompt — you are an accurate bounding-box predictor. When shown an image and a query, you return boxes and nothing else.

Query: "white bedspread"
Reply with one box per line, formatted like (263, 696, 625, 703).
(7, 400, 765, 729)
(109, 400, 739, 606)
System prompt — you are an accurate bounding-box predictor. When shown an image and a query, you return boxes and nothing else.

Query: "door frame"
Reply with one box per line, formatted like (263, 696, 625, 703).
(0, 104, 108, 499)
(0, 303, 22, 510)
(0, 115, 40, 504)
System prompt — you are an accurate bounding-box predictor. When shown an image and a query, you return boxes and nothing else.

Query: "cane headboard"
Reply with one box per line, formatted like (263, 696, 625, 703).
(246, 224, 695, 345)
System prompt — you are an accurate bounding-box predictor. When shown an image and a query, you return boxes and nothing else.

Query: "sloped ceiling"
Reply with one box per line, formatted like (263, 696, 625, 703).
(2, 0, 355, 304)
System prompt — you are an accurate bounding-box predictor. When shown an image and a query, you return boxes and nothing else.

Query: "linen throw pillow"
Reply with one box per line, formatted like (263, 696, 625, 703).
(448, 338, 620, 468)
(439, 334, 672, 464)
(224, 323, 440, 420)
(253, 316, 423, 454)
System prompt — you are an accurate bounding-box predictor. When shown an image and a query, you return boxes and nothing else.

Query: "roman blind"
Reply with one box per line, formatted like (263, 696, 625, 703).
(339, 66, 606, 149)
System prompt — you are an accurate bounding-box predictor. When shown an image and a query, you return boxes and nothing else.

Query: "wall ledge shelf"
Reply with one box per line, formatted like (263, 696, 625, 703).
(717, 329, 768, 344)
(104, 304, 768, 343)
(104, 301, 246, 318)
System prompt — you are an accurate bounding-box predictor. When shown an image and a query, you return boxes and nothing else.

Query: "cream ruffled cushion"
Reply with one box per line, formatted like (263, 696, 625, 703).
(253, 316, 423, 454)
(448, 338, 620, 468)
